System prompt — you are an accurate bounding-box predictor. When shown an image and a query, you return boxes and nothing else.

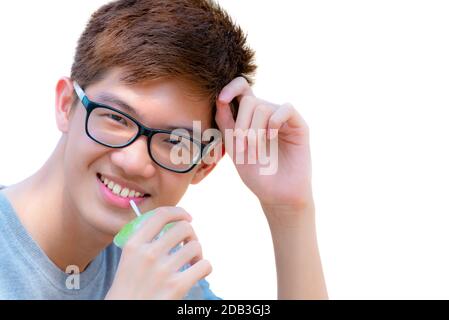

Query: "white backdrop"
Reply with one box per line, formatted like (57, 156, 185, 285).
(0, 1, 448, 299)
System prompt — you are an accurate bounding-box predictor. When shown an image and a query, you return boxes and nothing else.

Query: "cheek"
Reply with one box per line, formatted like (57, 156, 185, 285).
(157, 173, 193, 205)
(63, 118, 106, 190)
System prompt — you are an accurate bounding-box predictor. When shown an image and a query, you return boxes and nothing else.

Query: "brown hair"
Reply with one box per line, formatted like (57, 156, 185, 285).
(70, 0, 257, 128)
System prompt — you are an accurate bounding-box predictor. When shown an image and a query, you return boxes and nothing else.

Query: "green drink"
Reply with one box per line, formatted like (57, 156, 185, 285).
(113, 200, 208, 299)
(113, 208, 175, 249)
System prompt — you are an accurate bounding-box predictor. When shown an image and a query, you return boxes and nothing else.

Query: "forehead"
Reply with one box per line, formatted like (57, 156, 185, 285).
(84, 68, 213, 131)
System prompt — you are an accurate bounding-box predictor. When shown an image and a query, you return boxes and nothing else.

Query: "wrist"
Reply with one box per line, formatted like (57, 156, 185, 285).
(261, 199, 315, 229)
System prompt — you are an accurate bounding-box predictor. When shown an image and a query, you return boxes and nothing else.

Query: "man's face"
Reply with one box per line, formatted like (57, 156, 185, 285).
(60, 68, 216, 237)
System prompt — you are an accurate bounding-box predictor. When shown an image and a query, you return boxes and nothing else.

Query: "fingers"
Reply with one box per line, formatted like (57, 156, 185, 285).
(234, 95, 258, 154)
(248, 103, 275, 161)
(215, 99, 235, 132)
(231, 96, 277, 159)
(166, 239, 203, 271)
(174, 259, 213, 292)
(153, 220, 199, 255)
(215, 76, 254, 133)
(127, 207, 192, 246)
(216, 76, 306, 161)
(218, 76, 254, 103)
(267, 103, 306, 140)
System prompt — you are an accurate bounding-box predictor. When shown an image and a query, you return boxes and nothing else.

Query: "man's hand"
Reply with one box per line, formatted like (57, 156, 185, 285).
(106, 207, 212, 300)
(215, 77, 313, 218)
(215, 77, 327, 299)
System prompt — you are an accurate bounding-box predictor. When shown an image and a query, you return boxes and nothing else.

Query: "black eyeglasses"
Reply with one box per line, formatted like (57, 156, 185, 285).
(73, 82, 215, 173)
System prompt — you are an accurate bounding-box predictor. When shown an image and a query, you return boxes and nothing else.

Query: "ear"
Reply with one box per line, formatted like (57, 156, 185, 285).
(55, 77, 76, 133)
(190, 143, 225, 185)
(190, 162, 217, 185)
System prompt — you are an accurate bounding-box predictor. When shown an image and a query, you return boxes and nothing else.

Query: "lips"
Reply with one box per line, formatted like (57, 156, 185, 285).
(96, 173, 149, 209)
(97, 173, 150, 198)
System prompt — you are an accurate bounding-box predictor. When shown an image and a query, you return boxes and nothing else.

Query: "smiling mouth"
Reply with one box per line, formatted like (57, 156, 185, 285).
(96, 173, 151, 199)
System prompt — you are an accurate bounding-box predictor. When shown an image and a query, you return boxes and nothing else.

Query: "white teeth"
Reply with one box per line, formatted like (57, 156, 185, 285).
(120, 188, 130, 197)
(100, 174, 145, 198)
(112, 184, 122, 195)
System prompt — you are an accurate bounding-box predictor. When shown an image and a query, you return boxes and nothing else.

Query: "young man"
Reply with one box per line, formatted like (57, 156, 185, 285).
(0, 0, 327, 299)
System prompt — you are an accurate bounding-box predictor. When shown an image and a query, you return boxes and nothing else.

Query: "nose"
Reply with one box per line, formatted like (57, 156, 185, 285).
(110, 136, 157, 178)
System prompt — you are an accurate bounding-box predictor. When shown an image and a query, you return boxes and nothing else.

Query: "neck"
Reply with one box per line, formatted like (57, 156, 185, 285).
(5, 137, 110, 272)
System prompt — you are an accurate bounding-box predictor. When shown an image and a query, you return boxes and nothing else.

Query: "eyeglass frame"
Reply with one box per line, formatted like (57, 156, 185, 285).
(73, 81, 215, 174)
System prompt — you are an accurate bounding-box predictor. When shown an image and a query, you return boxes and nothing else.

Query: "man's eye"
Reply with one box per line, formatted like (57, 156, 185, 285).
(165, 138, 190, 149)
(107, 113, 127, 125)
(165, 139, 181, 145)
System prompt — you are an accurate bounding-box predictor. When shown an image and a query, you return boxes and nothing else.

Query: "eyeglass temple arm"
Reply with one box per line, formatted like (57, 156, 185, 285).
(73, 81, 86, 102)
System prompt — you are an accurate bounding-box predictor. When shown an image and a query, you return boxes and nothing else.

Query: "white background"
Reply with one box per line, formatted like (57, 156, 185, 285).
(0, 1, 448, 299)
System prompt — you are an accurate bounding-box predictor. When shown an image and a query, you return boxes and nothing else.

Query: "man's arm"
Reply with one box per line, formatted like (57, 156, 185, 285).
(215, 77, 328, 299)
(262, 203, 327, 299)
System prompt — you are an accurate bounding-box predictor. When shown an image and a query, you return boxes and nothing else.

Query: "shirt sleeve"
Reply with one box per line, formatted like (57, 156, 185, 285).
(183, 277, 223, 300)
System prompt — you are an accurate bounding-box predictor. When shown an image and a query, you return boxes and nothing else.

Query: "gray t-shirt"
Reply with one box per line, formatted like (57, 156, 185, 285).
(0, 187, 220, 300)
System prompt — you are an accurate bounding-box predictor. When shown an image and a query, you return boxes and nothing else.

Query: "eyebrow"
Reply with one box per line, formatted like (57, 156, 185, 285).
(95, 92, 194, 134)
(96, 92, 142, 118)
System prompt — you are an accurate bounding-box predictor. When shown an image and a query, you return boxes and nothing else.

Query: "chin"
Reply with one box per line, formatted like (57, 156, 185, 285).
(78, 202, 132, 242)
